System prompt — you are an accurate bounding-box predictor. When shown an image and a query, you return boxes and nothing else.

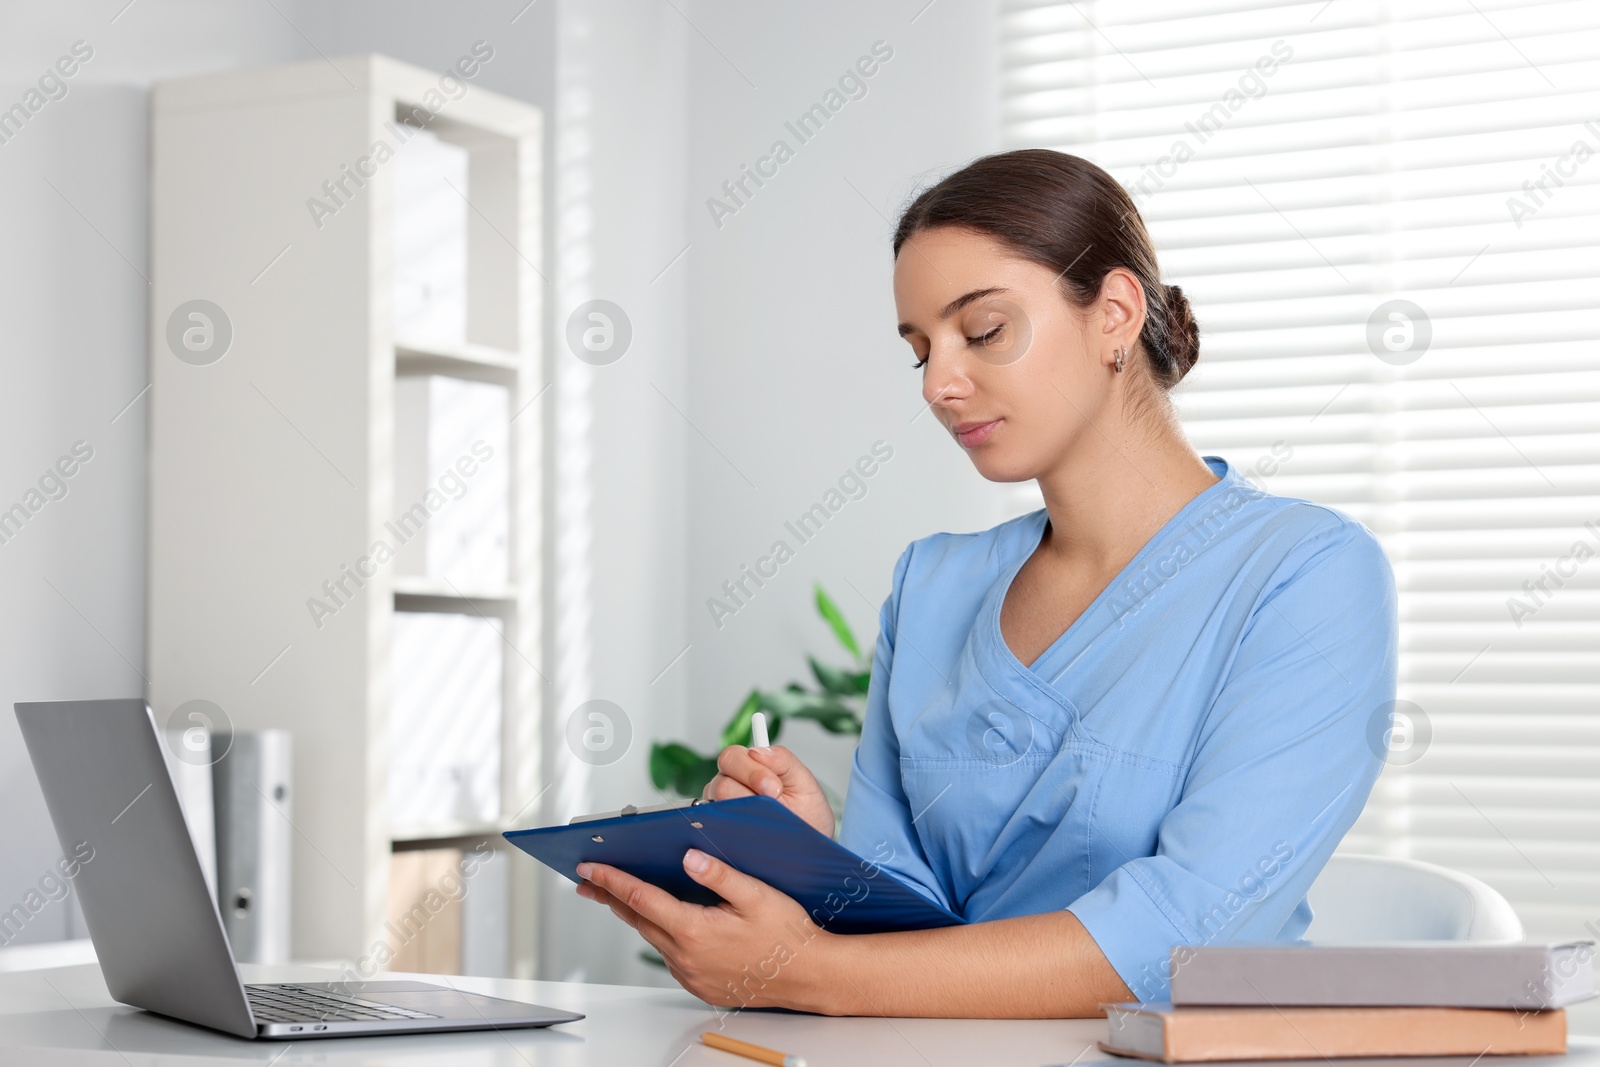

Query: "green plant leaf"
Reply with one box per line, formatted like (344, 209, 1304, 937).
(638, 948, 668, 969)
(649, 742, 719, 796)
(788, 702, 862, 733)
(757, 688, 840, 715)
(809, 655, 871, 696)
(720, 690, 762, 749)
(754, 688, 812, 716)
(814, 583, 861, 660)
(649, 742, 696, 790)
(674, 755, 721, 798)
(758, 689, 863, 734)
(645, 581, 869, 802)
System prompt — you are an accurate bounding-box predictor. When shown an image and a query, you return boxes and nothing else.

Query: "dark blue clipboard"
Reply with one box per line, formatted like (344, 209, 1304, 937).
(503, 795, 966, 934)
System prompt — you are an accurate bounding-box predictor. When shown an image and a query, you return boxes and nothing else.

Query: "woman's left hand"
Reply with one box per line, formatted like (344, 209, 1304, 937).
(575, 849, 834, 1011)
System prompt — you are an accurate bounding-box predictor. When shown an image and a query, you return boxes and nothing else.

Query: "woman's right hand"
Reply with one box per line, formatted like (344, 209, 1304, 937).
(702, 744, 835, 837)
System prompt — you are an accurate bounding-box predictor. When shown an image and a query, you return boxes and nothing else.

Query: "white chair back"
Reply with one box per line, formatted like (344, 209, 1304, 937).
(1305, 854, 1523, 943)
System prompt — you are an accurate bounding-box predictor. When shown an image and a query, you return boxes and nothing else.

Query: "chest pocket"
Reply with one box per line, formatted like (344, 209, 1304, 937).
(1083, 748, 1186, 883)
(899, 739, 1111, 920)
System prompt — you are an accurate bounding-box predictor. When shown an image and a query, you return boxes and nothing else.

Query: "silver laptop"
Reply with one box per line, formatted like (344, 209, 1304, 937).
(15, 698, 584, 1039)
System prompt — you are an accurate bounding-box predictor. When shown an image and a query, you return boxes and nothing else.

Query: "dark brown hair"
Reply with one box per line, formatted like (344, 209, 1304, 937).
(892, 149, 1198, 389)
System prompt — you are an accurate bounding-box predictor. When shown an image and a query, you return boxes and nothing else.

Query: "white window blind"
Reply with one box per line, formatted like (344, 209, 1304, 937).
(999, 0, 1600, 948)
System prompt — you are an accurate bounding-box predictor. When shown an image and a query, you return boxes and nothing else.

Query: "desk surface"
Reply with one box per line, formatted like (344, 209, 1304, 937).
(1, 962, 1596, 1067)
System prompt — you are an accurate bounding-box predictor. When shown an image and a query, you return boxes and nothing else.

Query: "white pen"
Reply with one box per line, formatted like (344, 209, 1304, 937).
(750, 711, 770, 750)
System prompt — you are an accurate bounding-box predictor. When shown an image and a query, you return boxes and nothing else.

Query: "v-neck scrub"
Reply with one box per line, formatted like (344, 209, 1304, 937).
(837, 456, 1398, 1002)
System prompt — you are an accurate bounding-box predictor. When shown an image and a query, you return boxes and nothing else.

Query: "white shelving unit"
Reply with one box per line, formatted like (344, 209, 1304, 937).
(148, 55, 543, 973)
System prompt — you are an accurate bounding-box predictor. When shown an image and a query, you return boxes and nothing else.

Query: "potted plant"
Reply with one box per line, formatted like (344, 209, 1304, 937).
(648, 583, 871, 822)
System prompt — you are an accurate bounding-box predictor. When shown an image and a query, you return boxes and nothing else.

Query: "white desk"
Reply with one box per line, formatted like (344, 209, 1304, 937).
(1, 963, 1596, 1067)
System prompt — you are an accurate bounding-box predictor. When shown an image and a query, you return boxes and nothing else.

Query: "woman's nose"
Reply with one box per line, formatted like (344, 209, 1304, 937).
(922, 351, 973, 408)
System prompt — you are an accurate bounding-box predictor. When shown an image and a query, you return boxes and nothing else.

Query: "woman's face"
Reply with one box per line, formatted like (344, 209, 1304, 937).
(892, 226, 1139, 484)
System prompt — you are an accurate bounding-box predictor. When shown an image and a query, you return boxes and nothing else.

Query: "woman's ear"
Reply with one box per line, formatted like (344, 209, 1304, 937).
(1097, 268, 1147, 353)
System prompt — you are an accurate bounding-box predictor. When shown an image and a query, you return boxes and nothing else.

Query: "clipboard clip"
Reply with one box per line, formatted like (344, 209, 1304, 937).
(568, 797, 709, 824)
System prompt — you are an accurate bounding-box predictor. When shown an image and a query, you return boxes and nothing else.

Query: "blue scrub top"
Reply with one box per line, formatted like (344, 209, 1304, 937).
(838, 455, 1398, 1002)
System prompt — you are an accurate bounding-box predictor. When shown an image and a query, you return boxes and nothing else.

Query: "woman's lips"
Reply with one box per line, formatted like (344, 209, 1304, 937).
(953, 419, 1000, 448)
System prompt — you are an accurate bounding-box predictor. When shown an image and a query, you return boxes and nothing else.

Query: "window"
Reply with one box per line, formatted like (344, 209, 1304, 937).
(1000, 0, 1600, 945)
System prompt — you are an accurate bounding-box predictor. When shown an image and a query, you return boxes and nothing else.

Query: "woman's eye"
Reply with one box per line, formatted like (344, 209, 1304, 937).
(967, 324, 1004, 347)
(910, 355, 929, 370)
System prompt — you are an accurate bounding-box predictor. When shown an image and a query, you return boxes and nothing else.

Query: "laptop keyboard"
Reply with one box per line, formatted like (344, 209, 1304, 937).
(245, 984, 439, 1024)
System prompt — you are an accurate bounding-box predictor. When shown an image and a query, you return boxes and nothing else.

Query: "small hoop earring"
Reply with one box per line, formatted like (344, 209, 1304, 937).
(1114, 346, 1126, 373)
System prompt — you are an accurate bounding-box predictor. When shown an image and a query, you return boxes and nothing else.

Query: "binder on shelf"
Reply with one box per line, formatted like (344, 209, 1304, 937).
(459, 846, 510, 977)
(387, 848, 465, 975)
(211, 730, 293, 965)
(393, 126, 468, 348)
(389, 612, 504, 834)
(393, 374, 510, 590)
(160, 728, 217, 899)
(385, 845, 511, 978)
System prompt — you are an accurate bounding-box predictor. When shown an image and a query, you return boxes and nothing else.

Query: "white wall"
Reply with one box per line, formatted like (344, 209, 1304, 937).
(682, 0, 1003, 790)
(0, 0, 311, 948)
(0, 0, 695, 987)
(0, 0, 1002, 985)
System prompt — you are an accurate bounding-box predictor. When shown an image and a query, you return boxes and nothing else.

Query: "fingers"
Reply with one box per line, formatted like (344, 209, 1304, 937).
(712, 745, 834, 835)
(715, 745, 786, 799)
(680, 847, 769, 912)
(745, 743, 808, 782)
(575, 868, 679, 951)
(743, 744, 819, 796)
(702, 772, 758, 802)
(576, 862, 692, 938)
(576, 880, 638, 928)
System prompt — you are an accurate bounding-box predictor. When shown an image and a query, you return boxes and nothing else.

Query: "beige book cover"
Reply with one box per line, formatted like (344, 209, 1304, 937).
(1098, 1002, 1566, 1063)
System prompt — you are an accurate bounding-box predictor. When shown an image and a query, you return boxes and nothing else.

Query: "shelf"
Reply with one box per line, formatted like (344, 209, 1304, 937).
(150, 53, 543, 970)
(395, 339, 522, 384)
(390, 820, 520, 849)
(393, 576, 517, 616)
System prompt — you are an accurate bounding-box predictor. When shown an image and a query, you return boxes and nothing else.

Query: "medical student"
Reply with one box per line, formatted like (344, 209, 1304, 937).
(575, 149, 1398, 1017)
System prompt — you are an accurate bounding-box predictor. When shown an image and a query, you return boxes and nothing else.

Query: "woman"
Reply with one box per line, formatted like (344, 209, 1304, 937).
(575, 150, 1398, 1017)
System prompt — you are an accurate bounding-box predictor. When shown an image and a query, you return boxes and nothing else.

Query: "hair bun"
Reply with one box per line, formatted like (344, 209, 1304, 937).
(1163, 283, 1200, 381)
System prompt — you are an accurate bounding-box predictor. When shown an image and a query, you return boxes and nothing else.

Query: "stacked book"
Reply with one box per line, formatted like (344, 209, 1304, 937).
(1100, 940, 1594, 1062)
